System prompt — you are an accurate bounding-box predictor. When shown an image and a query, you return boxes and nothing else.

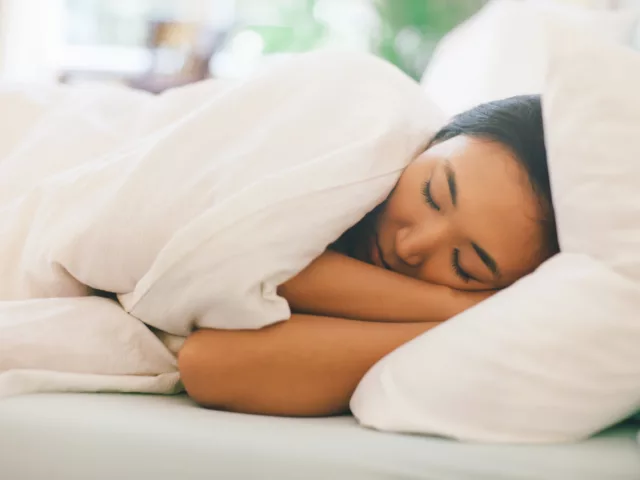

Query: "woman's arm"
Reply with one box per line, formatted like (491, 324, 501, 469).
(278, 250, 490, 323)
(178, 314, 437, 417)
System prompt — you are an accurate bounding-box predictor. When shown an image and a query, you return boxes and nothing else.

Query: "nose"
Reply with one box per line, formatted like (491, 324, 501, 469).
(395, 221, 448, 268)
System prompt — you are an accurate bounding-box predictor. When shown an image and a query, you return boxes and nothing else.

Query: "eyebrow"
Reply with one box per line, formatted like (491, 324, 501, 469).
(444, 161, 457, 207)
(471, 242, 501, 279)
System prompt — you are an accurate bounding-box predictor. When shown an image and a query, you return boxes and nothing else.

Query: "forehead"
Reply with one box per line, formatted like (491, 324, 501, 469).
(432, 136, 545, 283)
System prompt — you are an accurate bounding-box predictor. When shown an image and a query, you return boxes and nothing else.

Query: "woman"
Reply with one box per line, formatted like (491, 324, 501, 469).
(178, 94, 559, 417)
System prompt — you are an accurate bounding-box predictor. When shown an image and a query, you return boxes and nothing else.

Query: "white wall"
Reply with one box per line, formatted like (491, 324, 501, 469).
(0, 0, 65, 82)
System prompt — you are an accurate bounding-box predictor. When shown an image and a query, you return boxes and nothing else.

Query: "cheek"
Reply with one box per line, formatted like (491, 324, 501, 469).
(377, 192, 414, 236)
(381, 170, 426, 225)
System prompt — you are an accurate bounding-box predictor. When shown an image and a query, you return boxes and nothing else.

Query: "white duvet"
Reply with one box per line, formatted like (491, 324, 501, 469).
(0, 52, 441, 397)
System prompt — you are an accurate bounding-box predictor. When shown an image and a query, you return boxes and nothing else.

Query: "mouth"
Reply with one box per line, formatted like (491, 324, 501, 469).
(370, 233, 392, 270)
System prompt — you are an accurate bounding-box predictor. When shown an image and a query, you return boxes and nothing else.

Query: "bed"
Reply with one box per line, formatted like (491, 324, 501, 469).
(1, 393, 638, 480)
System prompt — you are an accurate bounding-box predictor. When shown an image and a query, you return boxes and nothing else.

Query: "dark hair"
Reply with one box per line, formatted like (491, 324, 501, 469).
(430, 95, 559, 257)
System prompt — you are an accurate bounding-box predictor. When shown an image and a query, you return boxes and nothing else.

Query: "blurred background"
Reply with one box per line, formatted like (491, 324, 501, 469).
(0, 0, 637, 101)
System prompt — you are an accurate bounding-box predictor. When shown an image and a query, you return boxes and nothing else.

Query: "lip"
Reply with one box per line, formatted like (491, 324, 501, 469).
(370, 234, 392, 270)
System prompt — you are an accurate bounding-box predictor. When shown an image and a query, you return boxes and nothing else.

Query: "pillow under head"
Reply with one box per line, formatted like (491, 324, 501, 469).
(351, 28, 640, 443)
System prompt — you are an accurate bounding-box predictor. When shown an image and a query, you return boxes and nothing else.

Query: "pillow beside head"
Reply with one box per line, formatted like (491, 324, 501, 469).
(421, 0, 638, 116)
(350, 31, 640, 443)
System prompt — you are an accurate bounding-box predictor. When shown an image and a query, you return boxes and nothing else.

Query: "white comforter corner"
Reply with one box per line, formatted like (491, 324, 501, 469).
(0, 52, 442, 397)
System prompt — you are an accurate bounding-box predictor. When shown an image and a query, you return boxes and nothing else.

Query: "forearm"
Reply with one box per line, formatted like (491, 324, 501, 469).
(278, 250, 480, 323)
(178, 314, 437, 417)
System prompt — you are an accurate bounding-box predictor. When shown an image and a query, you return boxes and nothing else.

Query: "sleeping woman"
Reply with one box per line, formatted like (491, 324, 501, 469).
(178, 94, 559, 417)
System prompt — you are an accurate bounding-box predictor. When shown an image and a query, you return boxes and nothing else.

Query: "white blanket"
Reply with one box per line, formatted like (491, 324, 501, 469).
(0, 52, 440, 397)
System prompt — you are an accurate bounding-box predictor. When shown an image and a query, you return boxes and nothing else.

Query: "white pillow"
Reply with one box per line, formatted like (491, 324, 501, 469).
(350, 30, 640, 443)
(421, 0, 638, 116)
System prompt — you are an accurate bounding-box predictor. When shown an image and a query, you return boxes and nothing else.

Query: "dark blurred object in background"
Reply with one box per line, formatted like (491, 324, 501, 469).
(128, 20, 229, 93)
(53, 0, 487, 92)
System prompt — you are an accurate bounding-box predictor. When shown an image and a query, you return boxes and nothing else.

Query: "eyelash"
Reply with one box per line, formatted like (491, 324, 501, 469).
(422, 180, 441, 211)
(452, 248, 472, 283)
(424, 176, 471, 283)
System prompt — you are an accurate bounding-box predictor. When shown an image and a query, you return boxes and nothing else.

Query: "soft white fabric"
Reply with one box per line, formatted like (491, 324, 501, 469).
(0, 297, 181, 396)
(0, 52, 442, 397)
(351, 30, 640, 443)
(421, 0, 638, 116)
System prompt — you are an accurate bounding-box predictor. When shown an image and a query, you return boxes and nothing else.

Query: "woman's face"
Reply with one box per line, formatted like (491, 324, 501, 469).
(364, 135, 548, 291)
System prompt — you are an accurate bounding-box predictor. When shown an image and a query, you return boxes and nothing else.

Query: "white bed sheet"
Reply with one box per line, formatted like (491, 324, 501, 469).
(1, 393, 638, 480)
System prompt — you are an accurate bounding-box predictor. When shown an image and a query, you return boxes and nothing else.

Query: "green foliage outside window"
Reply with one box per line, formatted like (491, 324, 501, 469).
(64, 0, 488, 80)
(237, 0, 487, 79)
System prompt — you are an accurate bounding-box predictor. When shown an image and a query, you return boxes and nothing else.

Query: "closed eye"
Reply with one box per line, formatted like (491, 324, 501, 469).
(452, 248, 477, 283)
(422, 180, 440, 211)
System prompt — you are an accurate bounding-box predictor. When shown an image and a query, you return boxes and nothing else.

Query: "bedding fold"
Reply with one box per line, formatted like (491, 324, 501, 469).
(0, 52, 440, 396)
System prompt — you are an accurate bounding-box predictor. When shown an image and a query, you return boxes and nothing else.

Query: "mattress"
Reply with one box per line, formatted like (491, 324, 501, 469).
(1, 393, 638, 480)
